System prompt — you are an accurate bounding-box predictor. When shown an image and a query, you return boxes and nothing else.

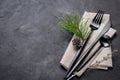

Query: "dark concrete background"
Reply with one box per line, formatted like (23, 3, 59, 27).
(0, 0, 120, 80)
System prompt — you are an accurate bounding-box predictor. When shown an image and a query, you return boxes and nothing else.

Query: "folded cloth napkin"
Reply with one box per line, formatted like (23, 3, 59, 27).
(87, 28, 116, 70)
(60, 12, 116, 71)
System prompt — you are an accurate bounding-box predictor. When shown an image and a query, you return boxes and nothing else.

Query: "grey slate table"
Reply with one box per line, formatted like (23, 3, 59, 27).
(0, 0, 120, 80)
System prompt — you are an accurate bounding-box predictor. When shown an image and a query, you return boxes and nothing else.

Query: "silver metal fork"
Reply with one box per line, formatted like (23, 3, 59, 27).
(65, 10, 104, 80)
(90, 10, 104, 30)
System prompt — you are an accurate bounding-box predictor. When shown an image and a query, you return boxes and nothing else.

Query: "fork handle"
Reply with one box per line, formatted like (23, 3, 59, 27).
(65, 30, 93, 79)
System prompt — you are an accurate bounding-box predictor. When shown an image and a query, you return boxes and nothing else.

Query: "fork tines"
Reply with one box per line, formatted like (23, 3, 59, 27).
(90, 10, 104, 30)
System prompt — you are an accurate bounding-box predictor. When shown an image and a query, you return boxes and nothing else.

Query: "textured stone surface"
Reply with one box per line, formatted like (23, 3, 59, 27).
(0, 0, 120, 80)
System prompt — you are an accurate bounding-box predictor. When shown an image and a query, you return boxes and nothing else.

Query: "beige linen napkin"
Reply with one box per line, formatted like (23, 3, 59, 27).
(60, 12, 116, 71)
(88, 28, 116, 70)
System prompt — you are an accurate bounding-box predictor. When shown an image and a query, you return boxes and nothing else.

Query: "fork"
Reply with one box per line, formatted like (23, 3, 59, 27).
(64, 10, 104, 80)
(90, 10, 104, 30)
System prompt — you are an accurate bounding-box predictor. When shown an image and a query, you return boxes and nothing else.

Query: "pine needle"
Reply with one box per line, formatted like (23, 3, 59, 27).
(58, 12, 91, 41)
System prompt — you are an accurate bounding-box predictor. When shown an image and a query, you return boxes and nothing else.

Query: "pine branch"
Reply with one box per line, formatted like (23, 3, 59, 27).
(58, 12, 91, 41)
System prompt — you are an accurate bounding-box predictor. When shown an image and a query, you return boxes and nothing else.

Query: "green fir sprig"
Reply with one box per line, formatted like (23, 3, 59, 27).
(58, 12, 90, 41)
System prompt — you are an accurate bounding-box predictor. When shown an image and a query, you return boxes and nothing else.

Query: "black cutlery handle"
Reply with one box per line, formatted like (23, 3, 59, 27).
(64, 31, 92, 79)
(77, 45, 101, 71)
